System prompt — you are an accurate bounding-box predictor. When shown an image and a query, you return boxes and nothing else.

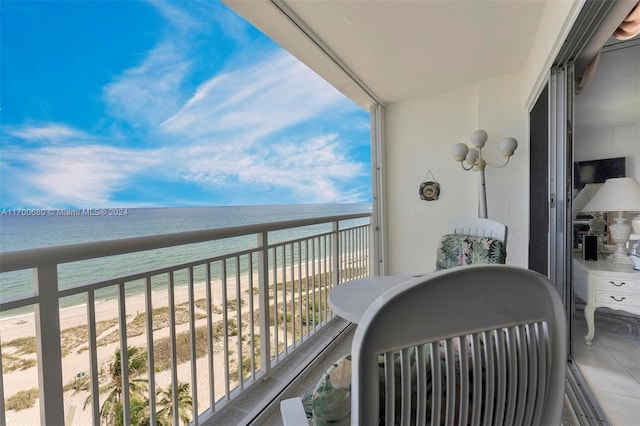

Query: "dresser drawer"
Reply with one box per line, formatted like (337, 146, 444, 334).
(573, 255, 640, 343)
(596, 276, 640, 291)
(596, 290, 640, 307)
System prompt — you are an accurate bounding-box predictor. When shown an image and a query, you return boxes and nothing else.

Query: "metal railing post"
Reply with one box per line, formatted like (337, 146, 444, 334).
(34, 265, 65, 425)
(257, 231, 271, 375)
(332, 221, 340, 285)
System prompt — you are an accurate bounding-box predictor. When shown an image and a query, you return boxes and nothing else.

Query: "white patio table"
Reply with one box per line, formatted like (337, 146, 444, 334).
(329, 274, 427, 323)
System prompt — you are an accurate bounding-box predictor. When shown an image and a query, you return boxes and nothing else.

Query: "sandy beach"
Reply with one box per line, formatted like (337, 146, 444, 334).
(1, 279, 222, 343)
(0, 273, 281, 425)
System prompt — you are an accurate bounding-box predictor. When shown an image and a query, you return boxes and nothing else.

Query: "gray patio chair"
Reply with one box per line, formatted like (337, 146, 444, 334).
(282, 265, 567, 425)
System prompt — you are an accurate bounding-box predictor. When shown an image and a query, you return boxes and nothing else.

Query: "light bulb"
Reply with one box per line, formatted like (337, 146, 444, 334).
(499, 137, 518, 157)
(466, 148, 479, 165)
(470, 130, 488, 149)
(451, 143, 469, 162)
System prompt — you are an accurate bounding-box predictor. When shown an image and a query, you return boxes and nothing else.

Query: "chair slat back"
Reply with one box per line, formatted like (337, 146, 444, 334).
(351, 265, 566, 426)
(449, 218, 508, 246)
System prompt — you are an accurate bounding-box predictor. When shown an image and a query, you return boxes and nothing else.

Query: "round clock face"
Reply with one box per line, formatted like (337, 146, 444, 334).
(419, 181, 440, 201)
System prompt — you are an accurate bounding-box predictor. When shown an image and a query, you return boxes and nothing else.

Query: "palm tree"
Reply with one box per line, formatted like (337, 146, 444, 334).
(155, 382, 192, 426)
(83, 346, 193, 425)
(84, 346, 149, 425)
(112, 396, 151, 426)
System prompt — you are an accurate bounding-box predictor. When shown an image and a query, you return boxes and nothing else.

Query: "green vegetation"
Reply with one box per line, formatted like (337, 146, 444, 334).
(6, 388, 38, 411)
(151, 317, 238, 371)
(5, 335, 36, 354)
(1, 352, 36, 373)
(271, 266, 365, 292)
(229, 340, 261, 383)
(83, 346, 149, 424)
(195, 298, 223, 314)
(82, 346, 192, 425)
(226, 298, 245, 311)
(97, 302, 206, 347)
(155, 382, 192, 425)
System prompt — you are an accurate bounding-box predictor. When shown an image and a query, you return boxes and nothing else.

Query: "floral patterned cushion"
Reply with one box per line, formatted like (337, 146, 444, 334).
(302, 341, 490, 426)
(303, 354, 352, 425)
(435, 233, 506, 271)
(303, 348, 444, 426)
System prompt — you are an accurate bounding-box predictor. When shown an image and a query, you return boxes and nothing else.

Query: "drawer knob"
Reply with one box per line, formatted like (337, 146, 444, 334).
(609, 296, 626, 302)
(609, 281, 626, 287)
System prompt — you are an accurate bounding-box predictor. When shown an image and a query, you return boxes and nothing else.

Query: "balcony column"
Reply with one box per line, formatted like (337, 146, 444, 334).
(33, 265, 65, 425)
(257, 231, 271, 375)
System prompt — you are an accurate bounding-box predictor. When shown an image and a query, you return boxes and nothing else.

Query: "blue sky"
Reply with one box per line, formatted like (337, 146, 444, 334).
(0, 1, 371, 209)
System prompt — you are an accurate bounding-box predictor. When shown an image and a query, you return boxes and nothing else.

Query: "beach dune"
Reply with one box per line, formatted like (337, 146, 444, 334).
(1, 273, 285, 425)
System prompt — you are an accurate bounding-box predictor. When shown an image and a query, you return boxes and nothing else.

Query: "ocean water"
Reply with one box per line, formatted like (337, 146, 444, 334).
(0, 204, 370, 313)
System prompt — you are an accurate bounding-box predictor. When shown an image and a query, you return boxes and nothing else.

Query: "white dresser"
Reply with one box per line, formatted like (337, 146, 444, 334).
(573, 255, 640, 345)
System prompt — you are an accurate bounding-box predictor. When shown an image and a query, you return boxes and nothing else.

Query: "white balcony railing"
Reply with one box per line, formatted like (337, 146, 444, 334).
(0, 213, 370, 425)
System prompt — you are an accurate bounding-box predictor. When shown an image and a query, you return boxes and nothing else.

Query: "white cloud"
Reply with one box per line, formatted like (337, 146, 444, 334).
(99, 3, 367, 205)
(103, 42, 191, 126)
(102, 1, 244, 130)
(161, 52, 346, 140)
(2, 137, 159, 208)
(148, 46, 368, 204)
(7, 124, 90, 142)
(172, 133, 366, 203)
(2, 121, 365, 207)
(151, 1, 257, 46)
(148, 0, 203, 33)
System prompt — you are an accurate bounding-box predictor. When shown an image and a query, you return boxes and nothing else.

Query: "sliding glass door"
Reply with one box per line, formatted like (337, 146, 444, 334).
(531, 2, 640, 422)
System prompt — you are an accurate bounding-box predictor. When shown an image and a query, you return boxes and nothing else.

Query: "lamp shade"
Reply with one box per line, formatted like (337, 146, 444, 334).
(574, 183, 603, 215)
(582, 177, 640, 212)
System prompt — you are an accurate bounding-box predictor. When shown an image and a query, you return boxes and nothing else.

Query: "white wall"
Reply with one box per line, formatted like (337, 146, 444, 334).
(382, 0, 583, 274)
(384, 74, 529, 273)
(574, 123, 640, 179)
(478, 72, 529, 266)
(384, 85, 478, 273)
(522, 0, 584, 106)
(574, 44, 640, 181)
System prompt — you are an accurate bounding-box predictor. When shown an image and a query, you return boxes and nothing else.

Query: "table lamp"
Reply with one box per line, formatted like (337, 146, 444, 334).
(582, 177, 640, 264)
(574, 183, 606, 238)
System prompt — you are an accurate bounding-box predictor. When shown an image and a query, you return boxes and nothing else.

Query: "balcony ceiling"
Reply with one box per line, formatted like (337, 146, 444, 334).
(223, 0, 547, 108)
